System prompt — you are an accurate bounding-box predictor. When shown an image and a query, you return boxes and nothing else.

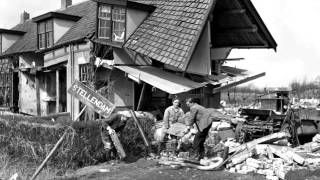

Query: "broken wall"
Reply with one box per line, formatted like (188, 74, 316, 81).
(18, 54, 45, 115)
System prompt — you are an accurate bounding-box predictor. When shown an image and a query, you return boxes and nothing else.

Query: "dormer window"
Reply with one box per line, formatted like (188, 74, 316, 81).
(38, 20, 53, 49)
(98, 5, 125, 43)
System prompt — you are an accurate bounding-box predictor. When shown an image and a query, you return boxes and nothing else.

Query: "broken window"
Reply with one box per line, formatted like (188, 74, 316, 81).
(38, 20, 53, 49)
(0, 59, 13, 107)
(98, 5, 126, 43)
(79, 63, 93, 82)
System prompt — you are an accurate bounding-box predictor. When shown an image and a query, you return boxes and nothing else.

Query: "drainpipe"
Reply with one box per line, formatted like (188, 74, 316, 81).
(67, 44, 75, 120)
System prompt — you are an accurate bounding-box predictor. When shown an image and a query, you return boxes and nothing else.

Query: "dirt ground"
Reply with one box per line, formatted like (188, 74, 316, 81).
(55, 158, 265, 180)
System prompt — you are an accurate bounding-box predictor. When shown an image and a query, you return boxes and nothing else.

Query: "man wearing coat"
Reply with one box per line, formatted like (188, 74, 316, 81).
(185, 97, 213, 160)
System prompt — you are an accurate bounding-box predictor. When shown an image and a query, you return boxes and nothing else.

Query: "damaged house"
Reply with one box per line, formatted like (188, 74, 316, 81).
(0, 0, 276, 119)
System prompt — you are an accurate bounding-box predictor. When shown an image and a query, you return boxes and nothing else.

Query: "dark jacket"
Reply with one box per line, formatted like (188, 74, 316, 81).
(103, 113, 127, 132)
(185, 103, 213, 132)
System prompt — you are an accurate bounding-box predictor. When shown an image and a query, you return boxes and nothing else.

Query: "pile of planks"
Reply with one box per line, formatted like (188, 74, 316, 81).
(226, 132, 320, 180)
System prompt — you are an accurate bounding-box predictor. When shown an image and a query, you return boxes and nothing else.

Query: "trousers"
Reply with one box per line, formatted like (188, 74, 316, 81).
(192, 123, 211, 156)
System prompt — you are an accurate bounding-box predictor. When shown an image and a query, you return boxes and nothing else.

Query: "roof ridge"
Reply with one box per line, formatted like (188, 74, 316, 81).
(55, 0, 91, 12)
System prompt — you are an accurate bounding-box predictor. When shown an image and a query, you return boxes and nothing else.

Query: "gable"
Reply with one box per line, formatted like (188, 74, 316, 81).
(210, 0, 277, 49)
(125, 0, 216, 70)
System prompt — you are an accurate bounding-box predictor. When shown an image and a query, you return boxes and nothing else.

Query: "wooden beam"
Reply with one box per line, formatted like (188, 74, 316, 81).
(217, 25, 258, 34)
(213, 72, 265, 94)
(130, 110, 152, 154)
(56, 70, 60, 113)
(30, 130, 68, 180)
(36, 73, 41, 116)
(136, 83, 146, 111)
(220, 9, 246, 16)
(229, 132, 291, 153)
(212, 58, 244, 61)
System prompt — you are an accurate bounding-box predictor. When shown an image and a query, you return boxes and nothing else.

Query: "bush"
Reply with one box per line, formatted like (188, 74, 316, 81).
(0, 114, 155, 169)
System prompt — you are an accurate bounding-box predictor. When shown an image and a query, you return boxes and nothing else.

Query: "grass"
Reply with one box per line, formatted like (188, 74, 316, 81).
(0, 151, 67, 180)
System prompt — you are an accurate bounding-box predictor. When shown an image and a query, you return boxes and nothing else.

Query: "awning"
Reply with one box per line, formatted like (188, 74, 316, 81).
(115, 66, 206, 94)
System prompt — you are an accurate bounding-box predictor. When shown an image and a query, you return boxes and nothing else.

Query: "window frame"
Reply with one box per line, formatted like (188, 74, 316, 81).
(97, 3, 126, 45)
(37, 19, 54, 49)
(79, 63, 93, 83)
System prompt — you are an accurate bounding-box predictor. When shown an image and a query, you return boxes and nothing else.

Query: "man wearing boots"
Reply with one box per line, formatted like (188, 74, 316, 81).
(100, 112, 129, 160)
(185, 97, 213, 160)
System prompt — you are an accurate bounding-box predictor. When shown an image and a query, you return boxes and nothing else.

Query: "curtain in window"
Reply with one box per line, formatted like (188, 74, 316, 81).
(112, 7, 125, 42)
(98, 5, 111, 39)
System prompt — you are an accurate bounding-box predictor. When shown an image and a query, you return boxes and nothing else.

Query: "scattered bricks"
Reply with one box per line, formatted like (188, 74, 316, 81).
(229, 167, 236, 173)
(273, 159, 286, 180)
(312, 134, 320, 143)
(235, 164, 242, 171)
(269, 145, 305, 165)
(269, 146, 293, 164)
(245, 158, 261, 169)
(239, 165, 257, 174)
(286, 151, 305, 165)
(229, 132, 291, 153)
(255, 144, 268, 155)
(266, 175, 279, 180)
(266, 145, 274, 159)
(228, 150, 253, 167)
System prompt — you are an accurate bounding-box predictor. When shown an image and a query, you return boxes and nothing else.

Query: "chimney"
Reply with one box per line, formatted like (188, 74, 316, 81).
(61, 0, 72, 10)
(20, 11, 30, 24)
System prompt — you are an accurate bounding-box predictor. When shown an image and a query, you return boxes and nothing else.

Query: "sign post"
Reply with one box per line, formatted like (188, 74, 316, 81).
(68, 80, 115, 118)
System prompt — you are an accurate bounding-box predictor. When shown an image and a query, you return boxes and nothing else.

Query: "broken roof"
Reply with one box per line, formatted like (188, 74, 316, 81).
(1, 0, 277, 64)
(125, 0, 216, 70)
(125, 0, 277, 71)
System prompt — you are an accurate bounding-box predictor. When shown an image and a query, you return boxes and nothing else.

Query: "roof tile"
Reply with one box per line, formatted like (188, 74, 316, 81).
(125, 0, 215, 70)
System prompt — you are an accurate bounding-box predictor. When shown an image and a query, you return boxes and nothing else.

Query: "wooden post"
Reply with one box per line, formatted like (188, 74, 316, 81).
(136, 83, 146, 111)
(74, 105, 87, 121)
(56, 69, 60, 113)
(130, 110, 151, 152)
(35, 72, 41, 116)
(30, 130, 68, 180)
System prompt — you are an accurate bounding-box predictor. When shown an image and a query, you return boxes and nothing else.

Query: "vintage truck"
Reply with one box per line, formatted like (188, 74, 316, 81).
(236, 90, 320, 145)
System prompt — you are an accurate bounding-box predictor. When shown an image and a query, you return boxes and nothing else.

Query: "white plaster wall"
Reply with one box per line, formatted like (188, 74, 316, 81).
(19, 54, 43, 68)
(126, 8, 148, 38)
(53, 18, 75, 43)
(19, 72, 37, 115)
(18, 54, 45, 115)
(211, 48, 232, 60)
(186, 23, 211, 75)
(2, 34, 20, 53)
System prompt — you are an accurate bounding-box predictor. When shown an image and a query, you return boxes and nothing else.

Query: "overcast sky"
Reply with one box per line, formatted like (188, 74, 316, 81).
(0, 0, 319, 88)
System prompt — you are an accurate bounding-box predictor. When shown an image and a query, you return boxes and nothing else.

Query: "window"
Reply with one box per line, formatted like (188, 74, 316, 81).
(0, 59, 13, 107)
(98, 6, 111, 39)
(79, 63, 93, 82)
(98, 5, 125, 43)
(112, 7, 125, 42)
(38, 20, 53, 49)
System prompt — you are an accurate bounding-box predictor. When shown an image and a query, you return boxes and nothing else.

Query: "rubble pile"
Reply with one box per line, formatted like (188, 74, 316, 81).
(225, 134, 320, 180)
